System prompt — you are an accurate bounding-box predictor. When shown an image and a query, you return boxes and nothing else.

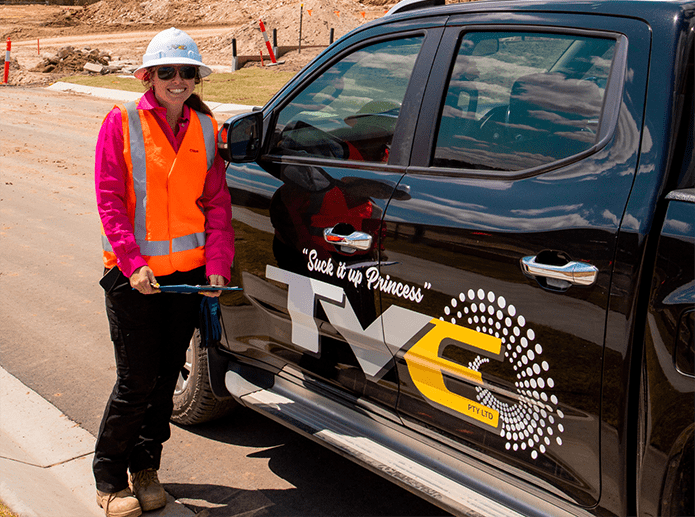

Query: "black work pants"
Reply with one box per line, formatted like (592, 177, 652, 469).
(93, 267, 204, 493)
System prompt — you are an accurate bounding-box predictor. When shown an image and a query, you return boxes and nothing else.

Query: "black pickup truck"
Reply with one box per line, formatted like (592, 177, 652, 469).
(173, 0, 695, 515)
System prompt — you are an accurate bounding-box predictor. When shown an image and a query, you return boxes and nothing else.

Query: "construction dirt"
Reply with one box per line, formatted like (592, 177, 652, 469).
(0, 0, 398, 86)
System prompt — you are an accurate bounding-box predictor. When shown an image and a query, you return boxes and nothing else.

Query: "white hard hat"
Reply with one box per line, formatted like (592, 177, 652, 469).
(133, 27, 212, 80)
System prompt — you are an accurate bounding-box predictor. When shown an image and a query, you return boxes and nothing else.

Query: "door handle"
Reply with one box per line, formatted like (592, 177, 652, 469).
(323, 226, 373, 251)
(520, 255, 598, 286)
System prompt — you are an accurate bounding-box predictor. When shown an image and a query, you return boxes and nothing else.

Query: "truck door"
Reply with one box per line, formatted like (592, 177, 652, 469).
(221, 24, 444, 409)
(640, 187, 695, 516)
(383, 16, 651, 507)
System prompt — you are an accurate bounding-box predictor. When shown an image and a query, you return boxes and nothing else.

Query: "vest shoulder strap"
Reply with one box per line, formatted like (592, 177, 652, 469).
(192, 109, 216, 171)
(121, 102, 216, 172)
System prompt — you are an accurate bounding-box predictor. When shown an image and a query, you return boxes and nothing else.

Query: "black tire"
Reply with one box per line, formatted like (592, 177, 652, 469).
(172, 328, 237, 425)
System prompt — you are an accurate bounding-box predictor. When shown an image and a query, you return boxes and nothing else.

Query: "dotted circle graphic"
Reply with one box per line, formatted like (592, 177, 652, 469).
(441, 289, 564, 459)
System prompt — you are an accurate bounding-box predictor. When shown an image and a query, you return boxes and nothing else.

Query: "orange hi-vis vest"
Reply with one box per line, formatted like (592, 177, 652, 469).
(101, 101, 218, 276)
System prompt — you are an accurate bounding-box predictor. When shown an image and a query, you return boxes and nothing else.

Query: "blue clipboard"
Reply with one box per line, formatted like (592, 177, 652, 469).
(157, 284, 242, 294)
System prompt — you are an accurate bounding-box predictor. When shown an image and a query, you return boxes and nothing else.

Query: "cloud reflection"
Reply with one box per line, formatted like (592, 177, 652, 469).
(391, 194, 593, 232)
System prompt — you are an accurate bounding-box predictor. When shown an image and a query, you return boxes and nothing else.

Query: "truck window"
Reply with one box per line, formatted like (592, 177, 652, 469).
(432, 32, 616, 171)
(268, 37, 423, 163)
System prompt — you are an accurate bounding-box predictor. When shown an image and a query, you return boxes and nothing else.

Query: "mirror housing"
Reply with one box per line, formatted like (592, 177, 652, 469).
(218, 111, 263, 163)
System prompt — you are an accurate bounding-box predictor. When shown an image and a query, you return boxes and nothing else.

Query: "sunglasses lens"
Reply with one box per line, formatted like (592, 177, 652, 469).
(179, 66, 197, 80)
(156, 67, 176, 80)
(156, 66, 197, 80)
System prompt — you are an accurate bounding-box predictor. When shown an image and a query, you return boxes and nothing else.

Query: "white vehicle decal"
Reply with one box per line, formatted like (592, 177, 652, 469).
(440, 290, 565, 458)
(267, 263, 564, 458)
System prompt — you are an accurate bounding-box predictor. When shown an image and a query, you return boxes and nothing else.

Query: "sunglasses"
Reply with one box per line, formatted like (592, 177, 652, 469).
(155, 65, 198, 81)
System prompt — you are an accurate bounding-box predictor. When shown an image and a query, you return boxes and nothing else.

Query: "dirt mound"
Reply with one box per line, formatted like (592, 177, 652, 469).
(81, 0, 243, 26)
(42, 7, 85, 27)
(0, 55, 21, 71)
(79, 0, 388, 57)
(203, 3, 378, 57)
(30, 45, 110, 74)
(80, 0, 391, 27)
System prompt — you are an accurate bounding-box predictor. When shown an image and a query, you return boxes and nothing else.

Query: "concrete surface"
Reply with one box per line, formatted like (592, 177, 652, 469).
(0, 367, 195, 517)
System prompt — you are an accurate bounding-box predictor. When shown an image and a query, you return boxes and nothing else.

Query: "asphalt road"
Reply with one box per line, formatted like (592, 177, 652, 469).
(0, 86, 448, 516)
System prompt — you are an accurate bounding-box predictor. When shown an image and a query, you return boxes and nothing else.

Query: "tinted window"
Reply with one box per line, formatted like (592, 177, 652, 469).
(433, 32, 615, 171)
(269, 37, 423, 163)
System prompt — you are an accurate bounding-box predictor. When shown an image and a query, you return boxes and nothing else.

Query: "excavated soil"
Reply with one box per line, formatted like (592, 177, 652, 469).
(0, 0, 398, 85)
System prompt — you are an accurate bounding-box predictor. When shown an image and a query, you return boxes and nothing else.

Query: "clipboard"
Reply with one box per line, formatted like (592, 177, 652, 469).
(157, 284, 242, 294)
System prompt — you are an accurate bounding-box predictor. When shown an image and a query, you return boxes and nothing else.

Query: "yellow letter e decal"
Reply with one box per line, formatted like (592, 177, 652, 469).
(404, 318, 502, 429)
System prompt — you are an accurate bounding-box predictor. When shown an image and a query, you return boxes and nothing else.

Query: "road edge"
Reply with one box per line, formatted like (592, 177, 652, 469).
(0, 366, 194, 517)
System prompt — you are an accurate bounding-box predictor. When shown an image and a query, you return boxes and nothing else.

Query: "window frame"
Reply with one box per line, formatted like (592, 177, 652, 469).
(260, 27, 446, 169)
(409, 24, 628, 179)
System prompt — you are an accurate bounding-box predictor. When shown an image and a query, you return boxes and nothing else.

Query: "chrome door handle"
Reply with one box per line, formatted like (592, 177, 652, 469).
(520, 256, 598, 286)
(323, 227, 373, 251)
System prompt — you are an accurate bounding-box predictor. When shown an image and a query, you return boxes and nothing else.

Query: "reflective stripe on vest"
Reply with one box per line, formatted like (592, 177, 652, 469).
(101, 101, 217, 273)
(101, 231, 206, 254)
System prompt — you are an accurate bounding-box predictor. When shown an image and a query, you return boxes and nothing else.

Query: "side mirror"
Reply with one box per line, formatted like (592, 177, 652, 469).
(217, 111, 263, 163)
(472, 38, 499, 56)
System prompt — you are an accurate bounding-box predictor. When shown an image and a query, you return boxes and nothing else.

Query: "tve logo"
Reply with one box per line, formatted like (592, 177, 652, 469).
(267, 265, 503, 430)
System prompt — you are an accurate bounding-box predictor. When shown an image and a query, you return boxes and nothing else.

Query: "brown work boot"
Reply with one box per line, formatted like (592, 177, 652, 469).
(130, 468, 167, 512)
(96, 487, 142, 517)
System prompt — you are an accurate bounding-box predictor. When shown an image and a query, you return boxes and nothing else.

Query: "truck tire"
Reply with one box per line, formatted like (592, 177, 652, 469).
(172, 328, 237, 425)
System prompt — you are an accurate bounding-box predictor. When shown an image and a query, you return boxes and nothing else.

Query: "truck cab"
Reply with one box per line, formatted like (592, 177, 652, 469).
(175, 2, 695, 515)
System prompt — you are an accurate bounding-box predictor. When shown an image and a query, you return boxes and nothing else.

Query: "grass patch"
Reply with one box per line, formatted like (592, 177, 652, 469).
(0, 500, 18, 517)
(58, 68, 296, 106)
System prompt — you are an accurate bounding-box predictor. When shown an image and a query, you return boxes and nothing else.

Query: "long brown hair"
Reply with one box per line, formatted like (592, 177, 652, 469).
(185, 93, 213, 117)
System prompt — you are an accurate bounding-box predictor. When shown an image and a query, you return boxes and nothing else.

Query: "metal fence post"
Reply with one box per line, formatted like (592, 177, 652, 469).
(231, 38, 237, 72)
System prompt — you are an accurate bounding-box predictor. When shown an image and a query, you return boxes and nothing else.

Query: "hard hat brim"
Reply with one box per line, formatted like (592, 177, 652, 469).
(133, 57, 213, 80)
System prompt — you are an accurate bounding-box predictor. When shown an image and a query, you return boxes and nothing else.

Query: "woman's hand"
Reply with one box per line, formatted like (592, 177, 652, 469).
(201, 274, 226, 298)
(130, 266, 160, 295)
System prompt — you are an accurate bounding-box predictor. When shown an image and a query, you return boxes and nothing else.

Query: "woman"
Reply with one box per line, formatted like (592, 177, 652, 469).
(93, 27, 234, 517)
